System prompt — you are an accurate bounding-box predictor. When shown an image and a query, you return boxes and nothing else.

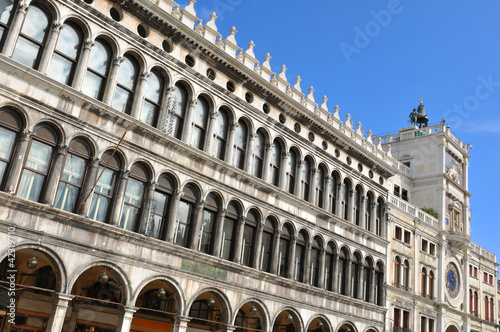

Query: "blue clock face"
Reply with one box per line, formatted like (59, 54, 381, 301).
(445, 263, 459, 298)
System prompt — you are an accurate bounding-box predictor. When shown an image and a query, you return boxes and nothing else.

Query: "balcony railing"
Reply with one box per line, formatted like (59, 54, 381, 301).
(389, 195, 439, 228)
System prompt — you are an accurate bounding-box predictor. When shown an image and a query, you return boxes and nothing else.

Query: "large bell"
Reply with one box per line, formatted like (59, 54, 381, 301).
(409, 99, 429, 128)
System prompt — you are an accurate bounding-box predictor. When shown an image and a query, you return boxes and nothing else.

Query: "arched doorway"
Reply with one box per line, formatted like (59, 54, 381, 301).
(307, 316, 330, 332)
(273, 310, 300, 332)
(187, 291, 228, 332)
(0, 249, 61, 331)
(132, 279, 180, 332)
(69, 265, 127, 331)
(445, 325, 460, 332)
(337, 322, 355, 332)
(234, 301, 266, 332)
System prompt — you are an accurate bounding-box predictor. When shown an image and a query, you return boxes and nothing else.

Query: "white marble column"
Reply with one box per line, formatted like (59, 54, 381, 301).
(46, 293, 74, 332)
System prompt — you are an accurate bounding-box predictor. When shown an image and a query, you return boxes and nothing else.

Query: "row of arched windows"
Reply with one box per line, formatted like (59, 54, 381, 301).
(0, 107, 385, 306)
(469, 290, 495, 322)
(394, 256, 410, 291)
(0, 0, 387, 237)
(421, 267, 435, 300)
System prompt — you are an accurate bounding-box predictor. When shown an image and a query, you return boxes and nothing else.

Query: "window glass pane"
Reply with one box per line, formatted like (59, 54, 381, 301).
(0, 126, 15, 160)
(216, 110, 228, 138)
(81, 71, 104, 99)
(87, 40, 111, 75)
(242, 224, 254, 266)
(0, 161, 7, 183)
(26, 140, 52, 173)
(120, 204, 139, 231)
(261, 231, 272, 271)
(0, 0, 14, 24)
(200, 210, 214, 253)
(175, 200, 192, 246)
(123, 178, 144, 206)
(144, 72, 162, 102)
(17, 170, 44, 201)
(21, 5, 49, 42)
(113, 86, 133, 113)
(95, 167, 116, 196)
(116, 56, 137, 89)
(55, 24, 81, 59)
(54, 181, 79, 212)
(47, 53, 73, 84)
(60, 154, 85, 185)
(222, 217, 235, 260)
(89, 194, 109, 222)
(12, 36, 40, 67)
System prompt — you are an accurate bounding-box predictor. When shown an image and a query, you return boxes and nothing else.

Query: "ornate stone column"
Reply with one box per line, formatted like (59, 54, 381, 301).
(358, 195, 366, 228)
(137, 180, 157, 234)
(102, 56, 124, 106)
(72, 39, 94, 90)
(212, 208, 226, 257)
(317, 248, 326, 288)
(323, 175, 331, 211)
(370, 201, 377, 233)
(225, 121, 238, 163)
(130, 72, 150, 119)
(261, 143, 273, 182)
(204, 110, 218, 153)
(172, 316, 191, 332)
(309, 168, 317, 204)
(332, 253, 339, 293)
(335, 182, 343, 218)
(345, 258, 352, 296)
(357, 263, 364, 300)
(165, 190, 183, 242)
(369, 268, 376, 303)
(252, 222, 264, 269)
(233, 216, 246, 264)
(245, 132, 256, 173)
(348, 189, 355, 223)
(38, 22, 63, 74)
(2, 1, 29, 56)
(294, 160, 304, 197)
(279, 152, 289, 190)
(46, 293, 74, 332)
(115, 306, 137, 332)
(181, 99, 198, 143)
(158, 87, 174, 132)
(304, 241, 312, 284)
(108, 170, 129, 226)
(287, 236, 297, 279)
(4, 130, 30, 194)
(270, 229, 282, 274)
(41, 144, 68, 205)
(76, 157, 99, 216)
(189, 200, 206, 250)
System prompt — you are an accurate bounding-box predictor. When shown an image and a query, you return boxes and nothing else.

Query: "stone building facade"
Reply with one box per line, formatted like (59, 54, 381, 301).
(0, 1, 496, 332)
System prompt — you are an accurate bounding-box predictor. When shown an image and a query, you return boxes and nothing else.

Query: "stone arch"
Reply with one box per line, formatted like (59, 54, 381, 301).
(271, 307, 304, 332)
(186, 288, 232, 326)
(306, 314, 332, 332)
(232, 298, 269, 332)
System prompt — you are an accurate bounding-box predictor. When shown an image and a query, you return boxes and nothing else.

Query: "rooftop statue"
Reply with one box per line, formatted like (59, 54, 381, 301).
(409, 97, 429, 128)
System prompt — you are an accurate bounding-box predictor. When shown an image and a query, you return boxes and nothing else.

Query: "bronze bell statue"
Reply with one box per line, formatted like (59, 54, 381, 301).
(409, 98, 429, 128)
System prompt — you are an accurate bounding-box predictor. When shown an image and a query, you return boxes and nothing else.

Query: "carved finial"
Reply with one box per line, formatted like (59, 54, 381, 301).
(306, 86, 315, 102)
(320, 95, 328, 110)
(277, 65, 287, 80)
(334, 105, 340, 113)
(229, 26, 237, 36)
(345, 113, 351, 122)
(292, 76, 302, 92)
(205, 12, 218, 30)
(244, 40, 256, 57)
(356, 122, 362, 130)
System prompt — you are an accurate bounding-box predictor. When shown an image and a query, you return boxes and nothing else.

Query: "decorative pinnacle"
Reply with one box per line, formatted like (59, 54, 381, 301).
(209, 12, 217, 21)
(280, 65, 287, 73)
(264, 53, 271, 62)
(295, 76, 301, 84)
(229, 26, 237, 35)
(247, 41, 255, 49)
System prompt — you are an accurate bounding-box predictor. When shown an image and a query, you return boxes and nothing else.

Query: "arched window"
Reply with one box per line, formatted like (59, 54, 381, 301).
(47, 21, 83, 85)
(341, 179, 350, 220)
(328, 172, 337, 214)
(81, 38, 112, 100)
(429, 270, 434, 299)
(365, 193, 373, 231)
(338, 248, 348, 296)
(0, 108, 22, 188)
(12, 3, 51, 68)
(175, 184, 198, 248)
(474, 291, 478, 317)
(0, 0, 15, 47)
(363, 258, 372, 302)
(242, 210, 258, 267)
(191, 96, 209, 150)
(252, 130, 265, 178)
(213, 107, 228, 160)
(490, 296, 494, 322)
(113, 54, 139, 115)
(169, 83, 188, 139)
(232, 119, 247, 170)
(351, 254, 361, 298)
(314, 166, 324, 208)
(269, 140, 281, 186)
(285, 149, 297, 194)
(294, 231, 306, 282)
(222, 202, 239, 261)
(353, 186, 361, 226)
(88, 150, 121, 222)
(403, 259, 410, 290)
(120, 163, 148, 232)
(421, 267, 427, 297)
(148, 174, 174, 238)
(261, 217, 275, 272)
(141, 69, 164, 127)
(310, 237, 321, 287)
(200, 193, 219, 254)
(394, 256, 401, 286)
(324, 242, 335, 291)
(374, 262, 383, 305)
(485, 296, 489, 321)
(376, 198, 384, 236)
(469, 289, 473, 314)
(278, 224, 291, 277)
(54, 138, 91, 212)
(17, 125, 57, 202)
(300, 157, 311, 201)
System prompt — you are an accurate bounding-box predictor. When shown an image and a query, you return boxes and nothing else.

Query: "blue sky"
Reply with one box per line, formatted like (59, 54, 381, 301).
(176, 1, 500, 262)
